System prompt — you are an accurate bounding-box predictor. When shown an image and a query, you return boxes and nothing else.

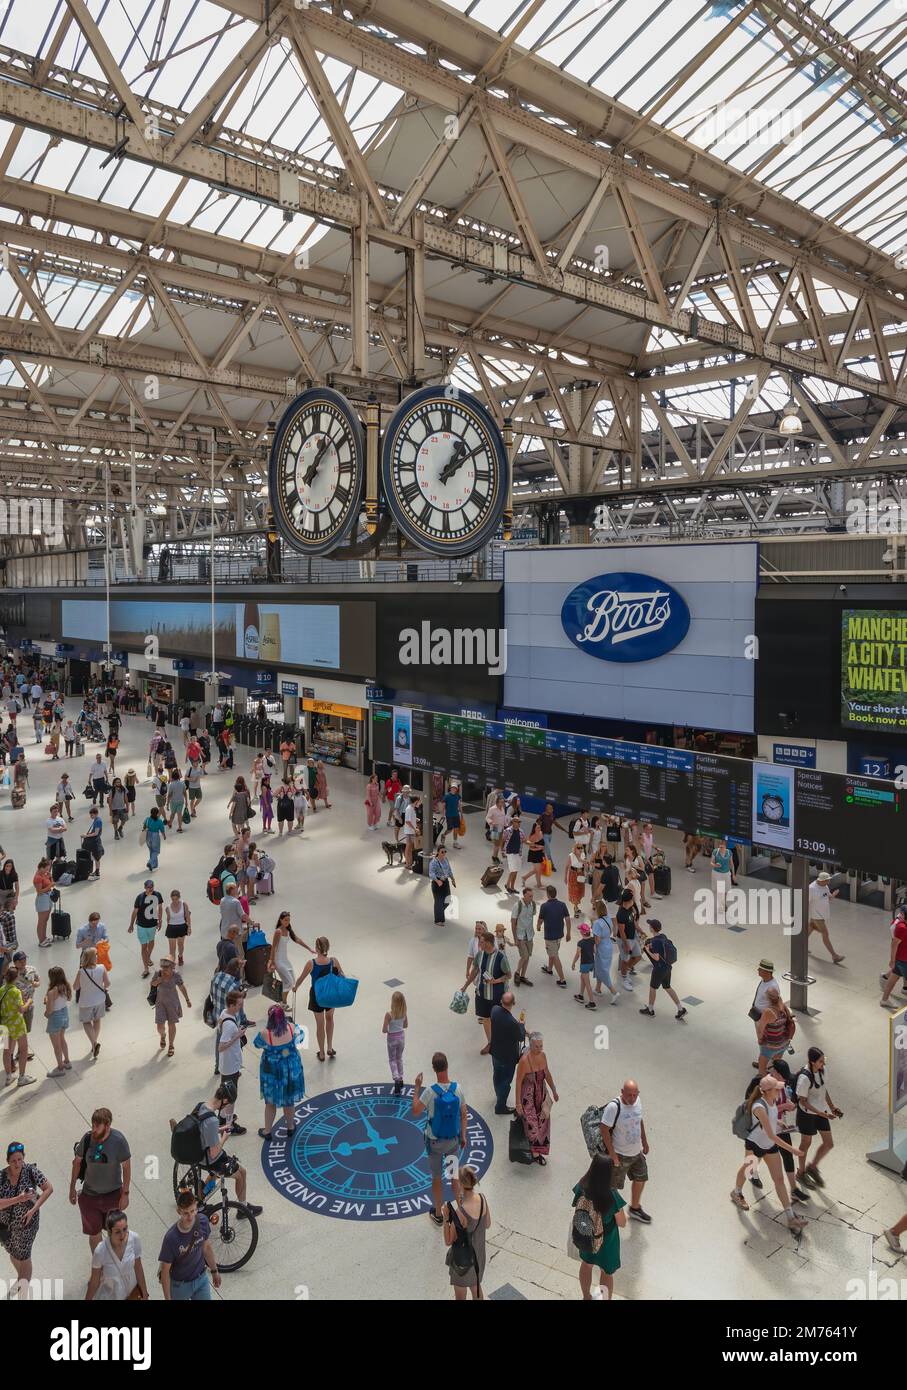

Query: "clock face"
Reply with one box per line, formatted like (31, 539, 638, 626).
(268, 387, 365, 555)
(259, 1083, 494, 1222)
(382, 387, 507, 556)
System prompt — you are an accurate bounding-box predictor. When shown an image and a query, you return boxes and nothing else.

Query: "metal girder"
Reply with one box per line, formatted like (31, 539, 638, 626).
(0, 48, 903, 403)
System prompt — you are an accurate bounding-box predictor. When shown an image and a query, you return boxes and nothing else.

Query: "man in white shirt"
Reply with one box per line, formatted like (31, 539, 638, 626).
(30, 682, 42, 708)
(45, 803, 68, 862)
(216, 990, 247, 1136)
(807, 871, 844, 964)
(88, 753, 108, 793)
(402, 795, 420, 871)
(598, 1078, 651, 1224)
(218, 885, 250, 941)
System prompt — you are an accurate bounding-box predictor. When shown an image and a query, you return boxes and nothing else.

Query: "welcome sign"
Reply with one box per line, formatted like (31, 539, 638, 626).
(560, 571, 691, 662)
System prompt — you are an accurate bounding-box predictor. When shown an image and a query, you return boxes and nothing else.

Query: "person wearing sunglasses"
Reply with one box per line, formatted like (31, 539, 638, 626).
(70, 1108, 131, 1253)
(0, 1140, 53, 1295)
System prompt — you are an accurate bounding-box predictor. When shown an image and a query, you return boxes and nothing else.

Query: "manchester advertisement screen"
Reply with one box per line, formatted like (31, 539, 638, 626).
(841, 608, 907, 730)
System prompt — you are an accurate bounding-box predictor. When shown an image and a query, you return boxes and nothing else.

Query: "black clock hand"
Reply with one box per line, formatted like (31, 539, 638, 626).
(303, 436, 332, 488)
(438, 439, 467, 485)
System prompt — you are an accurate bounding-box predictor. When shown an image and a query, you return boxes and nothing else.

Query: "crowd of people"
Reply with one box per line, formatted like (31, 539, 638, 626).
(1, 656, 906, 1304)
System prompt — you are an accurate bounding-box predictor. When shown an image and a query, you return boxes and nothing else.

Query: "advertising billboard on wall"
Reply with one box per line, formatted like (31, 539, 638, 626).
(504, 543, 757, 731)
(841, 608, 907, 731)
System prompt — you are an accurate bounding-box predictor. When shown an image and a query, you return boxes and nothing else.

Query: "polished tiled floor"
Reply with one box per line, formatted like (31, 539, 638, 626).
(2, 706, 905, 1301)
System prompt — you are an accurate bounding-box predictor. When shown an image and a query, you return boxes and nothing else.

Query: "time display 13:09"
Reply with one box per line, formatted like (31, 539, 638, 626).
(794, 837, 835, 856)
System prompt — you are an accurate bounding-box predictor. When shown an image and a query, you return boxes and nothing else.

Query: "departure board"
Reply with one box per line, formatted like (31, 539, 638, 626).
(794, 769, 903, 878)
(370, 704, 904, 875)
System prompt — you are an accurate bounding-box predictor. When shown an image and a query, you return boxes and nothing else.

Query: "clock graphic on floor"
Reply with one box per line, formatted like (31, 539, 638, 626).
(381, 387, 507, 556)
(268, 387, 365, 555)
(260, 1084, 494, 1221)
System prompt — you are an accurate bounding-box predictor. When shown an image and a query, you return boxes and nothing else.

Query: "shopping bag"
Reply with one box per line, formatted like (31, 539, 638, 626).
(542, 858, 552, 877)
(95, 940, 112, 971)
(313, 973, 358, 1009)
(508, 1115, 533, 1164)
(263, 972, 284, 1003)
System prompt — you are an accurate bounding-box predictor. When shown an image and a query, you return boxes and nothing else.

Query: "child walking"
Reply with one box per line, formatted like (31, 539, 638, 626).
(382, 990, 408, 1095)
(571, 923, 597, 1009)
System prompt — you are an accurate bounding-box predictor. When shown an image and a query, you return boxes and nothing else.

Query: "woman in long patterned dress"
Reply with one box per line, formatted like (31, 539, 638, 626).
(253, 1004, 306, 1139)
(364, 773, 382, 830)
(515, 1032, 559, 1165)
(565, 844, 587, 918)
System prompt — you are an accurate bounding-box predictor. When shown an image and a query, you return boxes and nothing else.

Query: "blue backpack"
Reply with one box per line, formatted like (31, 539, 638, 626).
(430, 1082, 460, 1140)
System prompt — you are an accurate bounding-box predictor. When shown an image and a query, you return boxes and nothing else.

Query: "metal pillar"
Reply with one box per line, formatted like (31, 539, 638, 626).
(786, 854, 814, 1013)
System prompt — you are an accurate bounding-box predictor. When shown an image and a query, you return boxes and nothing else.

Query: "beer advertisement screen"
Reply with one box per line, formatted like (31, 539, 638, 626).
(235, 601, 339, 668)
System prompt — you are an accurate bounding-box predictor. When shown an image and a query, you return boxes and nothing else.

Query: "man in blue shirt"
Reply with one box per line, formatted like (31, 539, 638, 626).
(539, 884, 570, 987)
(443, 781, 462, 850)
(428, 845, 456, 924)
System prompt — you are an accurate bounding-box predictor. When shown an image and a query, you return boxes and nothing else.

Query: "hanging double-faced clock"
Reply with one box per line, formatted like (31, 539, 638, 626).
(381, 387, 507, 557)
(268, 387, 365, 556)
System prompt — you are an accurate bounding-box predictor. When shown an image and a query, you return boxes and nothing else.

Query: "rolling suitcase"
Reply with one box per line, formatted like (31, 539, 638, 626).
(481, 864, 504, 889)
(75, 849, 93, 882)
(654, 864, 671, 896)
(75, 740, 85, 756)
(257, 871, 274, 896)
(244, 943, 268, 988)
(51, 909, 71, 939)
(11, 785, 25, 809)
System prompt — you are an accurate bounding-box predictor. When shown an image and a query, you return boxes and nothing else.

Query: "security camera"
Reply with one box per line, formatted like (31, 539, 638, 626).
(839, 584, 847, 593)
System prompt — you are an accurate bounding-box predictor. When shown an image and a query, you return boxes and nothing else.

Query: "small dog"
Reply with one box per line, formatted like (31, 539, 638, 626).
(382, 840, 405, 866)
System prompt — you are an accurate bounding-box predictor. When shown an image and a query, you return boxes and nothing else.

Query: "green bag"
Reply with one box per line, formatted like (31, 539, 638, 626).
(182, 804, 191, 825)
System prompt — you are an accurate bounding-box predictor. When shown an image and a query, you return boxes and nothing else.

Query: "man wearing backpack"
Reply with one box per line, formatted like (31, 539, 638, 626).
(638, 919, 687, 1021)
(69, 1108, 131, 1254)
(411, 1051, 468, 1227)
(173, 1085, 262, 1216)
(598, 1079, 652, 1224)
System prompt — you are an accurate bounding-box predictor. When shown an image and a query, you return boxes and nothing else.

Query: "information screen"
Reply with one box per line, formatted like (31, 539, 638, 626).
(841, 608, 907, 730)
(370, 705, 903, 877)
(794, 769, 903, 877)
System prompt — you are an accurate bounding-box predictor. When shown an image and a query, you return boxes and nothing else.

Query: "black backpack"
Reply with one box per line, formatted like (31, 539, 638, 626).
(170, 1105, 215, 1164)
(446, 1196, 484, 1282)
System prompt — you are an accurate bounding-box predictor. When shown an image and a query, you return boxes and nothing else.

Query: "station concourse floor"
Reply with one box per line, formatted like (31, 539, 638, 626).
(2, 706, 905, 1303)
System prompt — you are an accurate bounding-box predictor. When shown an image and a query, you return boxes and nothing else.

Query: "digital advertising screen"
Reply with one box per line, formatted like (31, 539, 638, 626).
(752, 762, 795, 852)
(841, 608, 907, 730)
(236, 602, 339, 669)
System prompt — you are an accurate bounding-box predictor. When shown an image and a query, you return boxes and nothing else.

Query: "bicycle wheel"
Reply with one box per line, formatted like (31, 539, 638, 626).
(172, 1161, 200, 1202)
(207, 1199, 259, 1273)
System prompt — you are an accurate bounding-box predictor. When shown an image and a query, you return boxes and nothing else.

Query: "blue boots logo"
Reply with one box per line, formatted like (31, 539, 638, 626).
(561, 572, 691, 662)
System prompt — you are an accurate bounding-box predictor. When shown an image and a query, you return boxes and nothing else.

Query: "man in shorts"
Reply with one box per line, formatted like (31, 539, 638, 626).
(637, 919, 687, 1020)
(598, 1079, 652, 1224)
(411, 1051, 467, 1227)
(510, 886, 537, 986)
(128, 879, 163, 979)
(194, 1082, 261, 1214)
(70, 1107, 131, 1252)
(538, 884, 569, 987)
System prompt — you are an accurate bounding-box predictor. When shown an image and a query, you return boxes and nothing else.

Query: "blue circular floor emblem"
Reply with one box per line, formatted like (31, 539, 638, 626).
(260, 1083, 494, 1220)
(561, 570, 690, 662)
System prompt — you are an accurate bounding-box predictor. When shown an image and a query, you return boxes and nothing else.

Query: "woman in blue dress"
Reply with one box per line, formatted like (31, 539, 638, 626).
(253, 1004, 306, 1140)
(591, 899, 619, 1003)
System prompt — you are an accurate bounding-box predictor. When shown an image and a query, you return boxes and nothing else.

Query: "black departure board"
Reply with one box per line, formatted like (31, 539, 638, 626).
(794, 769, 903, 878)
(370, 704, 903, 876)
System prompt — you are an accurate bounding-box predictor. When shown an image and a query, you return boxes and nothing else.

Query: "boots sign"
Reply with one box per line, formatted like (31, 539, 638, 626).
(560, 571, 691, 663)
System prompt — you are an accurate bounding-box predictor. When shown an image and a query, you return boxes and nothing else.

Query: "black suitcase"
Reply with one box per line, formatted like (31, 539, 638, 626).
(75, 849, 93, 882)
(654, 864, 671, 896)
(481, 864, 504, 888)
(508, 1116, 534, 1164)
(244, 943, 268, 988)
(51, 910, 71, 939)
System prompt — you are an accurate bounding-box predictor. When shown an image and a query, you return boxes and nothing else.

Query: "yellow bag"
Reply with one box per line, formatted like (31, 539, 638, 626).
(458, 815, 467, 836)
(95, 939, 112, 971)
(542, 858, 552, 877)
